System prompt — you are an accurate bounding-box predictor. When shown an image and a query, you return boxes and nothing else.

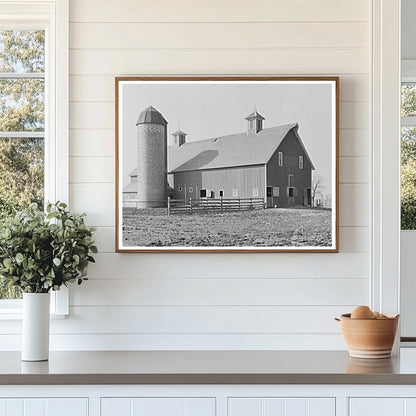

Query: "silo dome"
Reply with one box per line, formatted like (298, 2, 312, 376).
(136, 105, 168, 126)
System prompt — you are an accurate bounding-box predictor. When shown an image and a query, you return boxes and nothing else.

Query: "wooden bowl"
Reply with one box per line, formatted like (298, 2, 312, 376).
(337, 313, 399, 359)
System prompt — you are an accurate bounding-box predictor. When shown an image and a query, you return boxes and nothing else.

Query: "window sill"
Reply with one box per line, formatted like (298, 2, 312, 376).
(0, 312, 68, 320)
(0, 286, 69, 318)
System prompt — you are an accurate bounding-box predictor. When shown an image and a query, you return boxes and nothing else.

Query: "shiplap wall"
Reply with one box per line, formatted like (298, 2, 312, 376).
(51, 0, 371, 350)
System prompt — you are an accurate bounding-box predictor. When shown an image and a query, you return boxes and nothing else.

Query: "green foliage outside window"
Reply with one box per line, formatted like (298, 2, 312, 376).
(0, 30, 45, 298)
(401, 84, 416, 230)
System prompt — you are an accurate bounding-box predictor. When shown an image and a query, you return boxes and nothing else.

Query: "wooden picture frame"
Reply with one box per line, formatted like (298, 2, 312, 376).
(115, 76, 339, 253)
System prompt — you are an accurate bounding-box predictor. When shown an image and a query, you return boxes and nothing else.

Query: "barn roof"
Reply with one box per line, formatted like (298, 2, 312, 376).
(168, 123, 315, 173)
(136, 105, 168, 126)
(123, 181, 138, 193)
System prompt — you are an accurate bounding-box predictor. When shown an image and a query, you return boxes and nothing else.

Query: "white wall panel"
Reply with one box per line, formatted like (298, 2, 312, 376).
(69, 157, 114, 183)
(339, 129, 369, 157)
(25, 332, 345, 350)
(69, 0, 369, 23)
(70, 278, 367, 306)
(86, 252, 369, 279)
(69, 183, 114, 226)
(69, 130, 114, 157)
(339, 157, 369, 183)
(70, 49, 368, 76)
(28, 0, 373, 350)
(339, 227, 369, 253)
(70, 75, 369, 103)
(50, 305, 351, 334)
(339, 184, 369, 227)
(339, 102, 369, 129)
(70, 22, 368, 50)
(92, 227, 115, 253)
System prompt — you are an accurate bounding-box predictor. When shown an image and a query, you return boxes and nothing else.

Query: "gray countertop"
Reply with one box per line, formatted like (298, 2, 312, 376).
(2, 349, 416, 385)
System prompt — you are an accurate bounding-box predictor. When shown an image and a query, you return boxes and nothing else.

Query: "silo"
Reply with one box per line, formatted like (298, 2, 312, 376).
(136, 105, 168, 208)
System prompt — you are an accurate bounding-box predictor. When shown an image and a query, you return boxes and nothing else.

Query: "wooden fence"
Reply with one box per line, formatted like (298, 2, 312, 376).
(167, 197, 265, 215)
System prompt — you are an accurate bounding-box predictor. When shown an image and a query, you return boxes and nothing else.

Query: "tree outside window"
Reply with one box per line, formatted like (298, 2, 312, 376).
(0, 30, 45, 299)
(401, 83, 416, 230)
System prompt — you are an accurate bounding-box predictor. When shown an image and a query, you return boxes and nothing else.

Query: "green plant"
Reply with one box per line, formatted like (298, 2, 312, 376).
(0, 202, 97, 293)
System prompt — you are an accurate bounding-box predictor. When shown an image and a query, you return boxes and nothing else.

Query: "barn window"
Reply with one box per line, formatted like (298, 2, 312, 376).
(189, 186, 193, 193)
(219, 189, 224, 198)
(200, 189, 207, 198)
(278, 151, 284, 166)
(178, 186, 182, 192)
(299, 155, 304, 169)
(288, 174, 295, 187)
(287, 187, 295, 197)
(252, 188, 259, 197)
(266, 187, 272, 197)
(232, 189, 238, 197)
(273, 187, 280, 197)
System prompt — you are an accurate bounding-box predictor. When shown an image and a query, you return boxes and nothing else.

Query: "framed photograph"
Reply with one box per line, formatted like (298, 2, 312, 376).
(115, 77, 339, 253)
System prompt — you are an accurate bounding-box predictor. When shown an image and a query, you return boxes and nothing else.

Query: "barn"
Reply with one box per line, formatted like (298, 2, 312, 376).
(123, 108, 315, 208)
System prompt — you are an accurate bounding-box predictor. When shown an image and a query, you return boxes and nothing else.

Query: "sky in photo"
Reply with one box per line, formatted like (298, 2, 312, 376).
(119, 80, 335, 197)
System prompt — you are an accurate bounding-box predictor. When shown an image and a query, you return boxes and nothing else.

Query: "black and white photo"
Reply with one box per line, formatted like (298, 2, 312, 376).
(116, 77, 338, 252)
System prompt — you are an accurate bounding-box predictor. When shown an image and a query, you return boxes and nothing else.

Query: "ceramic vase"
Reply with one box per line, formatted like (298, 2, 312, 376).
(22, 292, 50, 361)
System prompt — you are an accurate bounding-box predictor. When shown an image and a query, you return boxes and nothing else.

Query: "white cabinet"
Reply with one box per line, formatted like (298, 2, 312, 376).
(101, 397, 215, 416)
(228, 398, 335, 416)
(0, 398, 88, 416)
(350, 398, 416, 416)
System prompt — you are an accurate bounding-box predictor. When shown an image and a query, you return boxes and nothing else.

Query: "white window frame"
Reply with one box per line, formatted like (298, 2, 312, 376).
(0, 0, 69, 317)
(371, 0, 400, 321)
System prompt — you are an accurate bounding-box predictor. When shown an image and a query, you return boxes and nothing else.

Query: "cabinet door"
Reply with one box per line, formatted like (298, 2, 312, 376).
(350, 398, 416, 416)
(101, 398, 215, 416)
(228, 398, 335, 416)
(0, 398, 88, 416)
(350, 398, 404, 416)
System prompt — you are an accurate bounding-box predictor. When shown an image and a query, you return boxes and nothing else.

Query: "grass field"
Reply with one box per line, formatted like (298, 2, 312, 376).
(122, 207, 332, 248)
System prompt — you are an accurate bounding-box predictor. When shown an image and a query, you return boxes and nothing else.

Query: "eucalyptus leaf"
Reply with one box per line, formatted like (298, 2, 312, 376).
(0, 202, 96, 293)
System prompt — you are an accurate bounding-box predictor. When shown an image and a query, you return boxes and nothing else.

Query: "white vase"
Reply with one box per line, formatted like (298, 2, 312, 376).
(22, 292, 50, 361)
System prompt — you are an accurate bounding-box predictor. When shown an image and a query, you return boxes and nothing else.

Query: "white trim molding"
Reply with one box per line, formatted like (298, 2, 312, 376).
(0, 0, 69, 316)
(371, 0, 401, 316)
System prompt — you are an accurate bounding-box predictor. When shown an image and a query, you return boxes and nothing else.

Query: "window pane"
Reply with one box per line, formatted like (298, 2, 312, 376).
(0, 30, 45, 300)
(0, 284, 22, 300)
(401, 126, 416, 230)
(0, 30, 45, 73)
(0, 137, 44, 213)
(0, 137, 44, 299)
(0, 78, 44, 131)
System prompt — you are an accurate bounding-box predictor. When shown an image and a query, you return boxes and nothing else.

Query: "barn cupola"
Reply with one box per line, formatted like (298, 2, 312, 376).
(172, 129, 187, 147)
(245, 107, 265, 134)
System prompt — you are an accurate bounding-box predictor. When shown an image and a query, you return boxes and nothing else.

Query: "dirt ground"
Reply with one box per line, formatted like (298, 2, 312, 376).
(122, 207, 332, 248)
